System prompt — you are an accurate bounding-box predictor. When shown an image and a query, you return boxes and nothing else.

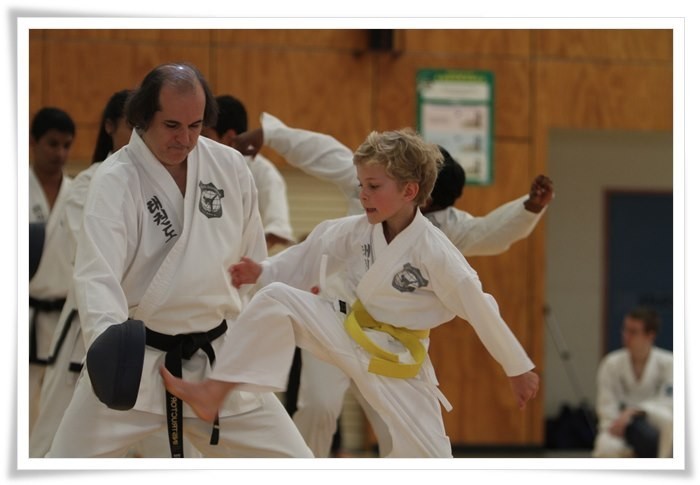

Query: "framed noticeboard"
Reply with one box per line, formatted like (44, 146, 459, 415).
(416, 69, 494, 185)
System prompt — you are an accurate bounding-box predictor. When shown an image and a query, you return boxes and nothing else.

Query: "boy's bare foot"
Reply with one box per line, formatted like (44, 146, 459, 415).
(159, 366, 234, 423)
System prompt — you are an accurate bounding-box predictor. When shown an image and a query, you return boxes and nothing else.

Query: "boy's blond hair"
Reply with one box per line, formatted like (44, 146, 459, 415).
(353, 128, 444, 207)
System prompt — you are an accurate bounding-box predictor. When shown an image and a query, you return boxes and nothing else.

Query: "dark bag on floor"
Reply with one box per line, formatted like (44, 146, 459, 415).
(545, 403, 597, 450)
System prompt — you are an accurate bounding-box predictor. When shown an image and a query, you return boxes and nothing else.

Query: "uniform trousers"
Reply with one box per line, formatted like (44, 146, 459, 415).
(294, 350, 393, 457)
(593, 409, 673, 458)
(30, 307, 196, 458)
(29, 307, 81, 457)
(45, 367, 313, 458)
(28, 307, 62, 435)
(212, 282, 453, 458)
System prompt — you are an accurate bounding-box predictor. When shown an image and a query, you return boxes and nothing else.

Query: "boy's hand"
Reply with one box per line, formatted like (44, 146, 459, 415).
(509, 371, 539, 409)
(228, 257, 263, 288)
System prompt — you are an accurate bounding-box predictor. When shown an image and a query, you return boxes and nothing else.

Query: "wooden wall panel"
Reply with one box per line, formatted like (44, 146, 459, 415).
(534, 29, 673, 62)
(28, 32, 44, 120)
(374, 54, 531, 139)
(40, 38, 211, 165)
(213, 47, 373, 164)
(401, 29, 531, 57)
(535, 62, 673, 132)
(43, 29, 212, 43)
(213, 29, 367, 50)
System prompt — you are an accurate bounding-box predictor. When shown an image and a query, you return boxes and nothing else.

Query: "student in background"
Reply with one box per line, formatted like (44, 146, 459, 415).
(202, 95, 295, 251)
(593, 306, 673, 458)
(28, 107, 75, 437)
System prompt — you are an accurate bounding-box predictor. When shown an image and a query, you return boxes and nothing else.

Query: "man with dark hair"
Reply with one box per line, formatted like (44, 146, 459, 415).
(46, 63, 312, 458)
(592, 306, 673, 458)
(202, 95, 294, 250)
(28, 106, 76, 437)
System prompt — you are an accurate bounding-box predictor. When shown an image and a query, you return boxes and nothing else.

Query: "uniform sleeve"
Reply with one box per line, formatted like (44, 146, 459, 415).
(259, 218, 347, 291)
(63, 167, 96, 258)
(73, 169, 135, 348)
(250, 156, 295, 243)
(444, 196, 543, 256)
(260, 112, 360, 209)
(637, 351, 673, 420)
(430, 248, 534, 376)
(238, 160, 270, 265)
(595, 355, 623, 429)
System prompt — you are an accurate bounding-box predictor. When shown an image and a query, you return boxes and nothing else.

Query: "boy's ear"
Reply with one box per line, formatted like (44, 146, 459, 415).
(403, 181, 419, 201)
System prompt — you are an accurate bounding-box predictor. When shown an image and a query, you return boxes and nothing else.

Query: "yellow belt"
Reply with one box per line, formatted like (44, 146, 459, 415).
(343, 299, 429, 379)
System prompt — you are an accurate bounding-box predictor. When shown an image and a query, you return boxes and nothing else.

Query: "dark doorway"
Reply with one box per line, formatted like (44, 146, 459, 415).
(605, 190, 673, 353)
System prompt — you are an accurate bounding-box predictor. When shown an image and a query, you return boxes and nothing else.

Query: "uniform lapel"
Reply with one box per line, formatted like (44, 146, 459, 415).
(355, 211, 427, 304)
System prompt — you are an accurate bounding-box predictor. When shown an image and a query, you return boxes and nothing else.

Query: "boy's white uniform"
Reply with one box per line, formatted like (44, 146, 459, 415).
(247, 154, 295, 244)
(28, 167, 73, 434)
(260, 112, 545, 456)
(46, 131, 312, 458)
(211, 210, 535, 457)
(593, 346, 673, 458)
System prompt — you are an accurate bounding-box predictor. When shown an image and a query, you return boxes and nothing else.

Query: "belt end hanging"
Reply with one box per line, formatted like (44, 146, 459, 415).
(209, 414, 220, 445)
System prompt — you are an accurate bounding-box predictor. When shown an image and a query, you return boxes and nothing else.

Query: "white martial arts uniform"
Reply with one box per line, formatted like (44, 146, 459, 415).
(211, 210, 535, 458)
(46, 131, 312, 458)
(30, 160, 196, 458)
(247, 154, 295, 245)
(260, 112, 545, 456)
(28, 167, 73, 435)
(592, 346, 673, 458)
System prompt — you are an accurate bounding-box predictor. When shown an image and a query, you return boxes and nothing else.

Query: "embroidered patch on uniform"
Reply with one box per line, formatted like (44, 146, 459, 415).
(32, 204, 46, 222)
(392, 263, 429, 293)
(198, 181, 224, 218)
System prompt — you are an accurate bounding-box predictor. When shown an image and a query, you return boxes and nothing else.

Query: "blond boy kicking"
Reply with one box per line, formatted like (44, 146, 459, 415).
(161, 128, 539, 458)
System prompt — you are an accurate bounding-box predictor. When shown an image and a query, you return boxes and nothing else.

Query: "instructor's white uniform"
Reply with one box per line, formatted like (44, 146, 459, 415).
(211, 210, 535, 457)
(46, 131, 312, 458)
(593, 346, 673, 458)
(28, 167, 73, 435)
(260, 112, 545, 456)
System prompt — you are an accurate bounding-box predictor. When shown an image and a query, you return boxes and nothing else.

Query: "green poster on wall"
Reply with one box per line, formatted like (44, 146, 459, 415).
(416, 69, 494, 185)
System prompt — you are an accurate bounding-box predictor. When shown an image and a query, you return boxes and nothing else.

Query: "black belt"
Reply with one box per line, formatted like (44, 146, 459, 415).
(46, 309, 78, 367)
(29, 296, 66, 365)
(146, 320, 227, 458)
